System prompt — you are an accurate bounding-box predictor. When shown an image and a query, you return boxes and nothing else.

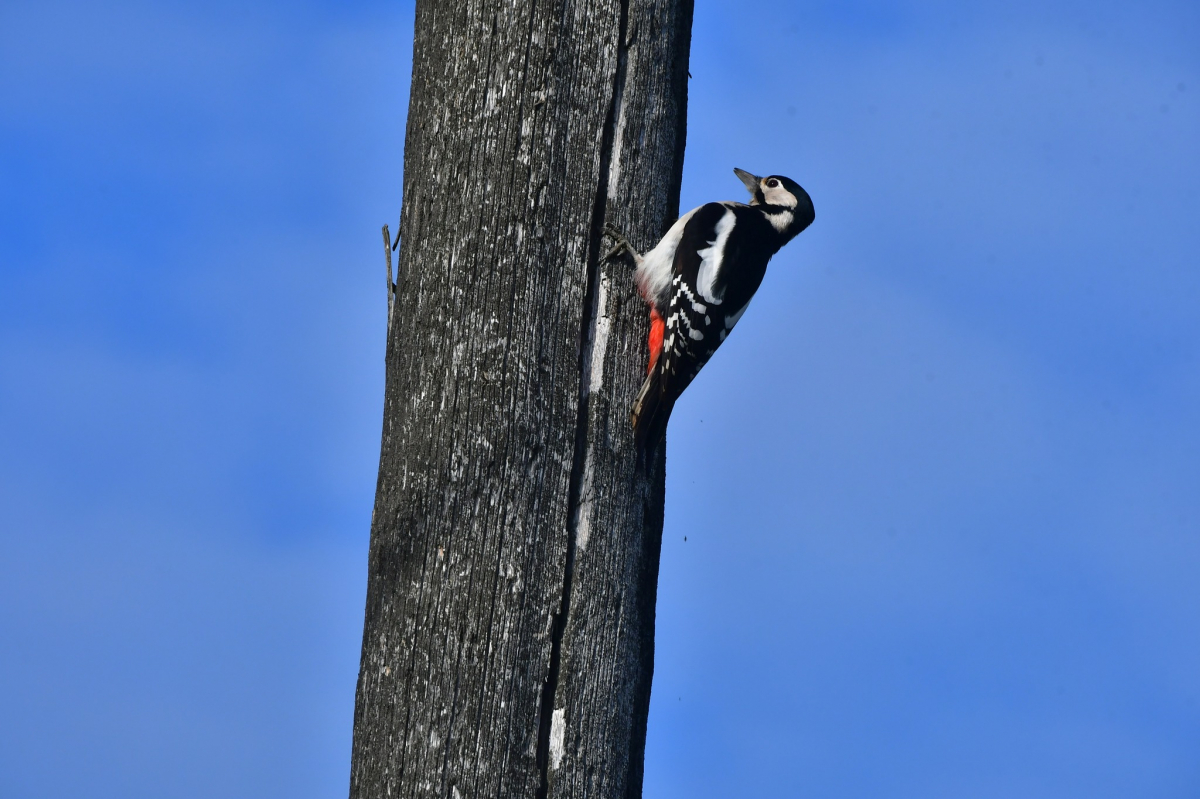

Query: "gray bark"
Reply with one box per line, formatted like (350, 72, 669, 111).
(349, 2, 693, 798)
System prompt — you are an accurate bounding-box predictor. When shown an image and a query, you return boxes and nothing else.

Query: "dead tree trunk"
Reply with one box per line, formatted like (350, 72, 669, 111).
(349, 2, 693, 798)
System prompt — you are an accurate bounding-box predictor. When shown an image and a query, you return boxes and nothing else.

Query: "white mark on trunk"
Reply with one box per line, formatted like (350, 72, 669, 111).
(585, 273, 611, 397)
(574, 448, 595, 553)
(608, 81, 628, 188)
(549, 708, 566, 771)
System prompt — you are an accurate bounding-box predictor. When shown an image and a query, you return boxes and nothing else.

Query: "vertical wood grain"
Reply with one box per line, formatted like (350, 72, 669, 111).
(350, 3, 692, 797)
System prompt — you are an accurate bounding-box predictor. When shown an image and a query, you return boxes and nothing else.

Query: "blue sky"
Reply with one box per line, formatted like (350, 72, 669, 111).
(1, 1, 1197, 797)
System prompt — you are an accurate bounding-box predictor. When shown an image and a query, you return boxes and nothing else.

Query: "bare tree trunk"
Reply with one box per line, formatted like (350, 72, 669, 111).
(349, 2, 692, 797)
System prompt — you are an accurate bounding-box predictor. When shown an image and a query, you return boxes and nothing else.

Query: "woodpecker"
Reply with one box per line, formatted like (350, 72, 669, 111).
(605, 167, 815, 453)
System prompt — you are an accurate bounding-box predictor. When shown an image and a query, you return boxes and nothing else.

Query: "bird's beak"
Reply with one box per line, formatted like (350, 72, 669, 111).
(733, 167, 761, 196)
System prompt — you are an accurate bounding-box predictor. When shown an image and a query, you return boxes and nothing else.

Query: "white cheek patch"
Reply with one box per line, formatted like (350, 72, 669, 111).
(762, 186, 798, 208)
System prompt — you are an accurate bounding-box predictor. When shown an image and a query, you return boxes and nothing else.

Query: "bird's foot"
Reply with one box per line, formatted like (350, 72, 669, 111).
(603, 223, 642, 264)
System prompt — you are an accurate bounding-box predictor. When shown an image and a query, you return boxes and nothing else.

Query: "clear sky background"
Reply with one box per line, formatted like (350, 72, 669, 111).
(2, 1, 1197, 797)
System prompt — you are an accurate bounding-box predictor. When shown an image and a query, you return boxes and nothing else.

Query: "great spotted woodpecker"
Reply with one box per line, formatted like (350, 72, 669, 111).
(605, 167, 815, 452)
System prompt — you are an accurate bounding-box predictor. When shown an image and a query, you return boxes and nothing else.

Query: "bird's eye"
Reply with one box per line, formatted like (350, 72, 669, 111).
(766, 178, 780, 188)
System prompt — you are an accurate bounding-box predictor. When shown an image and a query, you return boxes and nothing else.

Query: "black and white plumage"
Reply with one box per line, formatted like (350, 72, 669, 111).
(606, 167, 815, 452)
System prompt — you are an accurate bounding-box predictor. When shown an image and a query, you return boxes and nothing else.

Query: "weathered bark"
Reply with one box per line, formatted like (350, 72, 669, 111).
(349, 2, 693, 798)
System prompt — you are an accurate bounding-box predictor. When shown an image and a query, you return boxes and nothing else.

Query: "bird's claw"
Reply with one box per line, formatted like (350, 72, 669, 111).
(602, 223, 637, 263)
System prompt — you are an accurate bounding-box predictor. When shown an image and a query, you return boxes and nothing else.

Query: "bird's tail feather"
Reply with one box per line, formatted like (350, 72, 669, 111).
(631, 368, 671, 457)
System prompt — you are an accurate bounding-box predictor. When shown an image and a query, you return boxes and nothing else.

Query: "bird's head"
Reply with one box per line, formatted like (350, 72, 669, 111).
(734, 167, 815, 233)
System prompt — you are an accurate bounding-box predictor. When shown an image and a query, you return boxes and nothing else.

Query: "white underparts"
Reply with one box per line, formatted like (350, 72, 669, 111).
(636, 207, 698, 306)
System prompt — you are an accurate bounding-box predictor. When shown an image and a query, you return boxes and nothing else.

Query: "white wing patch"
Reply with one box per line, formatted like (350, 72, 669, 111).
(695, 208, 736, 305)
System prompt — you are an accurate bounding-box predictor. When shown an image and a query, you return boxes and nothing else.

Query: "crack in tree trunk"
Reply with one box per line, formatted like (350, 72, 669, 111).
(536, 2, 633, 794)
